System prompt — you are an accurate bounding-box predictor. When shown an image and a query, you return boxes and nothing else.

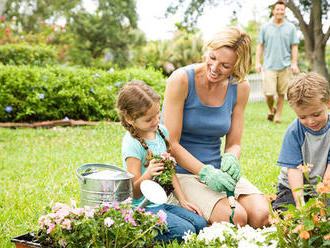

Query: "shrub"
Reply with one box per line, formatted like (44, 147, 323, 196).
(0, 65, 166, 122)
(0, 44, 58, 66)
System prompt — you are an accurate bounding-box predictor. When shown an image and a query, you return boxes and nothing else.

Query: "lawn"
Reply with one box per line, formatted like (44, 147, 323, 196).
(0, 101, 296, 247)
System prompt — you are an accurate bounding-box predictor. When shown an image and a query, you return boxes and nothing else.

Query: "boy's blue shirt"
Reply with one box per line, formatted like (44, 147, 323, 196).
(277, 115, 330, 187)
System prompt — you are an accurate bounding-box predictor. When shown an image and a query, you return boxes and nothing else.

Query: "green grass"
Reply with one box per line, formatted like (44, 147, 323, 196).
(0, 101, 296, 247)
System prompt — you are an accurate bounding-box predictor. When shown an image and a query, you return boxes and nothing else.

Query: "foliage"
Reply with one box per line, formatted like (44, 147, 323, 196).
(0, 43, 57, 66)
(155, 222, 278, 248)
(3, 0, 81, 33)
(133, 30, 204, 75)
(0, 15, 72, 64)
(270, 174, 330, 247)
(65, 0, 145, 68)
(152, 153, 177, 195)
(2, 0, 145, 68)
(36, 200, 166, 247)
(0, 65, 166, 122)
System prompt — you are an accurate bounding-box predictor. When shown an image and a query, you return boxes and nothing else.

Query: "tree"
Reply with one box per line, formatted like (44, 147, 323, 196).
(286, 0, 329, 80)
(166, 0, 330, 80)
(4, 0, 81, 32)
(67, 0, 145, 67)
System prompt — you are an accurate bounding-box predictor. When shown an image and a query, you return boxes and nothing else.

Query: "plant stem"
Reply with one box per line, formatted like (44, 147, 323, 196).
(122, 225, 156, 248)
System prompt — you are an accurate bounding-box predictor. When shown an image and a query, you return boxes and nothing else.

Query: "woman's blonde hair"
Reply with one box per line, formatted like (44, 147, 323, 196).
(287, 72, 330, 107)
(204, 26, 252, 83)
(116, 80, 170, 164)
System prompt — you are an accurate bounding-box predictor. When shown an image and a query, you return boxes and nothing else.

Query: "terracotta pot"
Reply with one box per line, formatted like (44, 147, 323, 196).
(11, 233, 41, 248)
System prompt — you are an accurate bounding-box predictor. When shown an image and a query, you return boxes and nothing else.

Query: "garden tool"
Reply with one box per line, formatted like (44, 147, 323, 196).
(138, 180, 167, 208)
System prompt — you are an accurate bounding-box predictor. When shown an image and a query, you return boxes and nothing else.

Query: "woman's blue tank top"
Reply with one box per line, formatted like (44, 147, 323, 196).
(176, 66, 237, 174)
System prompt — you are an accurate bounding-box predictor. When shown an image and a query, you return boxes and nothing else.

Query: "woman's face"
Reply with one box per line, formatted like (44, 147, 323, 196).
(205, 47, 237, 83)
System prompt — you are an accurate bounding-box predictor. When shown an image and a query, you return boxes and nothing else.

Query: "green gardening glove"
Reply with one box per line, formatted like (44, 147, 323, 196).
(199, 164, 236, 192)
(221, 153, 241, 182)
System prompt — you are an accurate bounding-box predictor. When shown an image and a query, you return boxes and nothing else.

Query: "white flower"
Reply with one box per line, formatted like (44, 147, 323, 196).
(104, 217, 114, 227)
(184, 222, 277, 247)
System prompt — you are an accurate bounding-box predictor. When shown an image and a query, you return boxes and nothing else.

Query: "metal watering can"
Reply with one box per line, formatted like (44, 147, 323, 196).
(76, 163, 134, 207)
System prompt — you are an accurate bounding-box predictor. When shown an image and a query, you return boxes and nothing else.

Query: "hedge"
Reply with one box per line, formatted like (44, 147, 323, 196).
(0, 65, 167, 122)
(0, 44, 58, 66)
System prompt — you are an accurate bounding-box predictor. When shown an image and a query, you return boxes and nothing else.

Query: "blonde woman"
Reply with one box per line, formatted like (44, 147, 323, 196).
(162, 26, 270, 228)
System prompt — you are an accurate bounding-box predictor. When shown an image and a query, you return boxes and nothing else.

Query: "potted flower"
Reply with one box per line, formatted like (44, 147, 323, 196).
(152, 152, 176, 196)
(12, 199, 167, 248)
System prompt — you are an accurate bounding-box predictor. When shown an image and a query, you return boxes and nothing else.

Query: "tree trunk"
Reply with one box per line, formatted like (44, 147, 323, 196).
(309, 44, 329, 80)
(287, 0, 330, 81)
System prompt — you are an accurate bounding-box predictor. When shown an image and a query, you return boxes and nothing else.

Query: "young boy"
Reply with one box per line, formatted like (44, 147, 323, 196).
(272, 72, 330, 211)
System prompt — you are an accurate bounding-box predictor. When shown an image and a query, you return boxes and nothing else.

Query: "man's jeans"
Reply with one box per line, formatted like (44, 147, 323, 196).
(146, 203, 207, 243)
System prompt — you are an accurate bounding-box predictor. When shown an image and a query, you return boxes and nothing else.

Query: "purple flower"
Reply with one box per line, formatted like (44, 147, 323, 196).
(93, 73, 100, 78)
(107, 85, 113, 90)
(124, 214, 137, 226)
(5, 106, 12, 113)
(114, 81, 123, 88)
(90, 88, 95, 93)
(38, 93, 44, 99)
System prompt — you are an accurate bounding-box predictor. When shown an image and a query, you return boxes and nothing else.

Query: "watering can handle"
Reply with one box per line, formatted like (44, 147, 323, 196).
(76, 163, 129, 183)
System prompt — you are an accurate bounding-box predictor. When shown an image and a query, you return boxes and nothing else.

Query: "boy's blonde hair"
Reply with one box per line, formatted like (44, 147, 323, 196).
(116, 80, 170, 164)
(203, 26, 252, 83)
(287, 72, 330, 107)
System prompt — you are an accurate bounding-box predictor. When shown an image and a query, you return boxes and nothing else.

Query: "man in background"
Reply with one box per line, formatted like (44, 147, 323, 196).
(255, 0, 299, 123)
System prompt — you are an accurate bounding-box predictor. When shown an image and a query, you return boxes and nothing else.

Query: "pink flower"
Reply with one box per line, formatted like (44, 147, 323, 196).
(156, 210, 167, 225)
(52, 203, 70, 212)
(124, 214, 137, 226)
(70, 207, 84, 216)
(101, 206, 110, 213)
(0, 16, 5, 22)
(104, 217, 114, 227)
(161, 153, 171, 159)
(61, 219, 71, 230)
(5, 28, 10, 34)
(136, 208, 145, 213)
(84, 206, 95, 218)
(112, 202, 120, 209)
(46, 223, 55, 234)
(40, 20, 45, 25)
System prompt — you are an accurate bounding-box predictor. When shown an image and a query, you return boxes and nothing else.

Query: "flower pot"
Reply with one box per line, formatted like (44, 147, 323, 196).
(11, 233, 41, 248)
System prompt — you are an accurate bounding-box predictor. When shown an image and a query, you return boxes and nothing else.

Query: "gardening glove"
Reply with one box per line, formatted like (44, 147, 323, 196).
(220, 153, 241, 182)
(199, 164, 236, 192)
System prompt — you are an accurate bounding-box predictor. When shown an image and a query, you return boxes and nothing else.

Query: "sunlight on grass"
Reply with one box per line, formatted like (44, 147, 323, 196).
(0, 102, 296, 247)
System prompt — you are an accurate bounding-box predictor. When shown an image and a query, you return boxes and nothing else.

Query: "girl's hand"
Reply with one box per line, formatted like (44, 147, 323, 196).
(180, 200, 204, 217)
(145, 159, 164, 179)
